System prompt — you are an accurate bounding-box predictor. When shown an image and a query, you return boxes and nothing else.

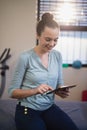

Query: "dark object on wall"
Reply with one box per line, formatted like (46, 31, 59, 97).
(72, 60, 82, 69)
(0, 48, 11, 98)
(82, 90, 87, 101)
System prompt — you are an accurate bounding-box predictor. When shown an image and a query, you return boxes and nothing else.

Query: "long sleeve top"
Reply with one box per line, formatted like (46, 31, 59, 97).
(8, 48, 63, 110)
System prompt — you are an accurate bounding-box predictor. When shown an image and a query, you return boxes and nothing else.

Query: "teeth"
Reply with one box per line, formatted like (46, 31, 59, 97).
(48, 47, 52, 50)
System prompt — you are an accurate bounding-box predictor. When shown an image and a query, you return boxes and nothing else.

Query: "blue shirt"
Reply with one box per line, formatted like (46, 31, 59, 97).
(8, 48, 63, 110)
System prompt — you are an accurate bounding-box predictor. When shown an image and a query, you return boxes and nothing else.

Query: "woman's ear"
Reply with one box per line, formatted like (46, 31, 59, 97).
(36, 34, 39, 40)
(36, 34, 39, 45)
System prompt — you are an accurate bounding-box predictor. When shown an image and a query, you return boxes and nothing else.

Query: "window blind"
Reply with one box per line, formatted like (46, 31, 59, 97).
(38, 0, 87, 65)
(39, 0, 87, 28)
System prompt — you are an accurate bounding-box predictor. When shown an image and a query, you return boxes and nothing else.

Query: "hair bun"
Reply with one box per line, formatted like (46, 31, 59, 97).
(42, 13, 53, 22)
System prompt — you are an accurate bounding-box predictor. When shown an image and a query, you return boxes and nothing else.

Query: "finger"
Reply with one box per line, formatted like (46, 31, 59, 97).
(64, 88, 70, 92)
(62, 91, 69, 96)
(59, 90, 69, 97)
(44, 84, 53, 91)
(60, 93, 69, 98)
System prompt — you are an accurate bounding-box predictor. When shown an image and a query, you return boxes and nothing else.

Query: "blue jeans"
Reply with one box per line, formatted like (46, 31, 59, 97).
(15, 103, 79, 130)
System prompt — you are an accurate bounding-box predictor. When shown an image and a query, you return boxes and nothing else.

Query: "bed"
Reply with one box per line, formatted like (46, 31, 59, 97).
(0, 99, 87, 130)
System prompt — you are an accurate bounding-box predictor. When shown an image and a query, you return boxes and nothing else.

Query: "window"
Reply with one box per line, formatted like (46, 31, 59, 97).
(38, 0, 87, 66)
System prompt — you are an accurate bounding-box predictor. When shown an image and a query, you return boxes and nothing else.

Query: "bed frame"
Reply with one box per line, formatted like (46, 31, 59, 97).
(0, 99, 87, 130)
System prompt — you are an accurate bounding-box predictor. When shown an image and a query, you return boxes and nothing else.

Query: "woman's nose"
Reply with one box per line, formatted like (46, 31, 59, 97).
(49, 40, 55, 46)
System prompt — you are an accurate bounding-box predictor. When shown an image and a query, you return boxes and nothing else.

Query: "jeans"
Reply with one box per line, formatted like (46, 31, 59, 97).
(15, 103, 79, 130)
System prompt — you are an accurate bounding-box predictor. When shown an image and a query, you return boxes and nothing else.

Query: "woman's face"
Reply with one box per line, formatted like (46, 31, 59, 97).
(37, 26, 60, 52)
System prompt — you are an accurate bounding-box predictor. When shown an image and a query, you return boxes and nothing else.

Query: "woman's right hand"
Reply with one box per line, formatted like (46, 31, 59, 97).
(35, 84, 53, 94)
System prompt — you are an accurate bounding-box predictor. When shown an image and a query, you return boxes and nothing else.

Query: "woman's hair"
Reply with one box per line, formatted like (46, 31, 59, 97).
(37, 13, 59, 36)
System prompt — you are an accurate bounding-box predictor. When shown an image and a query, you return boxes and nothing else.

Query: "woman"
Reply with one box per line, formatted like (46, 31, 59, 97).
(8, 13, 79, 130)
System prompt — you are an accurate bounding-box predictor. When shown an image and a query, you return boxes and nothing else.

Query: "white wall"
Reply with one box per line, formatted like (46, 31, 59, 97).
(0, 0, 87, 101)
(0, 0, 36, 98)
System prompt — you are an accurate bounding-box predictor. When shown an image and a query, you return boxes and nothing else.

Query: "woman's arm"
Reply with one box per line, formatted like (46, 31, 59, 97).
(11, 84, 53, 99)
(8, 53, 29, 97)
(11, 88, 37, 99)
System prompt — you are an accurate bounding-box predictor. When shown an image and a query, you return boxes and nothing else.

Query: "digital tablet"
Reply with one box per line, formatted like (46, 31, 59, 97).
(46, 84, 77, 94)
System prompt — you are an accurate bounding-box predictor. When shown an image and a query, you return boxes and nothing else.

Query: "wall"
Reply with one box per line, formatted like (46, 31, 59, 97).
(0, 0, 36, 98)
(0, 0, 87, 100)
(56, 67, 87, 101)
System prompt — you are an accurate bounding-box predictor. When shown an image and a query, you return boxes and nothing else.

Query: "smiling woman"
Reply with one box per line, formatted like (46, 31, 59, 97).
(8, 12, 79, 130)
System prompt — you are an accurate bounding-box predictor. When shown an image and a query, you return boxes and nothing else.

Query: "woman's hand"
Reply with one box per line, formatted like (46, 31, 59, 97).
(35, 84, 53, 94)
(55, 88, 70, 98)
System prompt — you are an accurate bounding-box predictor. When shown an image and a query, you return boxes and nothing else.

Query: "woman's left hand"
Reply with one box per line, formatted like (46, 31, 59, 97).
(55, 88, 70, 98)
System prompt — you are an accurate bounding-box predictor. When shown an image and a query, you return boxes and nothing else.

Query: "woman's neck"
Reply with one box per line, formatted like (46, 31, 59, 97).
(34, 46, 49, 57)
(34, 46, 49, 68)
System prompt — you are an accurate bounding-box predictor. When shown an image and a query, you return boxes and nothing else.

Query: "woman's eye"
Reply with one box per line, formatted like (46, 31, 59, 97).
(54, 39, 58, 42)
(45, 38, 58, 42)
(46, 39, 51, 42)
